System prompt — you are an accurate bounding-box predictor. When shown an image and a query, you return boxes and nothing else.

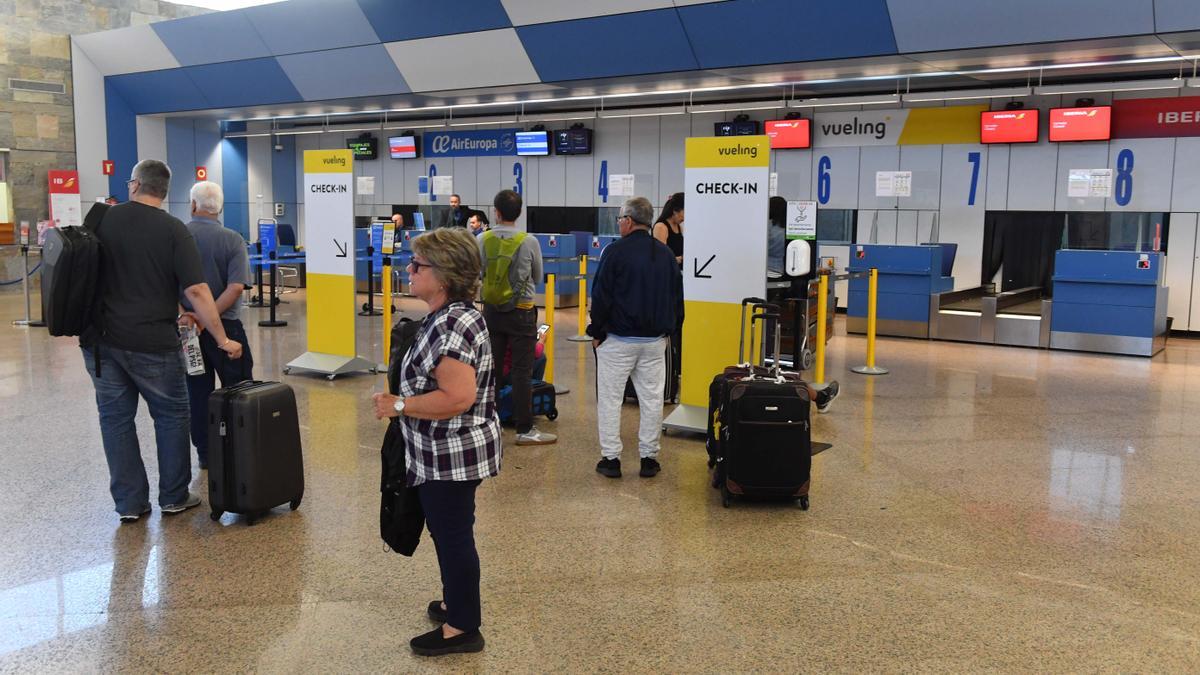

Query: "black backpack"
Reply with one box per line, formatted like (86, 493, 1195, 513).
(41, 203, 108, 337)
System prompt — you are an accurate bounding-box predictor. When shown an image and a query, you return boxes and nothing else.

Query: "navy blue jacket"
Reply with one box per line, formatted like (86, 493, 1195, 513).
(586, 229, 684, 343)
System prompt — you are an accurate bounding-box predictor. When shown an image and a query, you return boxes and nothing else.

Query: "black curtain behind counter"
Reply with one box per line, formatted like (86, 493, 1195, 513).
(981, 212, 1064, 293)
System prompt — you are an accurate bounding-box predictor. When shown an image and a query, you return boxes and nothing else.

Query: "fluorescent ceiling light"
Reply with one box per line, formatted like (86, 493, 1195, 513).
(383, 121, 447, 130)
(222, 131, 272, 138)
(902, 86, 1031, 102)
(274, 128, 324, 136)
(788, 93, 900, 108)
(330, 126, 382, 133)
(1033, 78, 1183, 95)
(687, 101, 783, 114)
(598, 105, 687, 118)
(449, 117, 518, 127)
(520, 111, 596, 123)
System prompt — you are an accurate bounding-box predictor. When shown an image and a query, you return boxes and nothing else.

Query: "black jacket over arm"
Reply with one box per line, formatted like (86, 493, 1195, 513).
(586, 229, 683, 343)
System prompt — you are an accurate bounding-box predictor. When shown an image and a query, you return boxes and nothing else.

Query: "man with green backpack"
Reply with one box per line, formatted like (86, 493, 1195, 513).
(477, 190, 557, 446)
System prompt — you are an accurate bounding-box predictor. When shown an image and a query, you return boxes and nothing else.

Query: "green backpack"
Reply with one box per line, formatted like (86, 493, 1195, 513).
(482, 231, 527, 307)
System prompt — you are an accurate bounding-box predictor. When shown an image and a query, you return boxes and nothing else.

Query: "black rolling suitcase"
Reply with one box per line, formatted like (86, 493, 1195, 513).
(710, 299, 813, 510)
(208, 381, 304, 525)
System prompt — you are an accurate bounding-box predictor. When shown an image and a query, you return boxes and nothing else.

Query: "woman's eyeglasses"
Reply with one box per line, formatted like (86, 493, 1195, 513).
(408, 259, 436, 274)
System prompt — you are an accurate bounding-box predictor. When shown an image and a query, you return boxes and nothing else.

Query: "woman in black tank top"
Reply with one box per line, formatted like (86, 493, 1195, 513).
(653, 192, 685, 268)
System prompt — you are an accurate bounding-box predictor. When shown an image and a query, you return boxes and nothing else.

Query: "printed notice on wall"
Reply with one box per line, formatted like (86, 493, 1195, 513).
(431, 175, 454, 196)
(1068, 169, 1113, 198)
(875, 171, 912, 197)
(785, 200, 817, 240)
(769, 172, 778, 197)
(356, 176, 375, 196)
(608, 174, 635, 197)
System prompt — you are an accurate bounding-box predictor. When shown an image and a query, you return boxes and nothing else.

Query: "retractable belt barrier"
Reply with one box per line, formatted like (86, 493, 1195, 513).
(567, 254, 591, 342)
(809, 268, 888, 384)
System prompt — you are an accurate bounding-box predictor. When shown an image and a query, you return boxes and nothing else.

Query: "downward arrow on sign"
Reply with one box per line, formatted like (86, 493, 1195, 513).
(693, 254, 715, 279)
(334, 240, 348, 258)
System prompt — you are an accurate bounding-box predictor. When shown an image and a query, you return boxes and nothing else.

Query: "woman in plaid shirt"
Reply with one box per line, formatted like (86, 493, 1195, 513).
(372, 227, 501, 657)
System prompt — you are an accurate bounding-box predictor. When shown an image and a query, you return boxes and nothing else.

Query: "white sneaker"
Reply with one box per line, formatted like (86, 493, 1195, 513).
(161, 492, 202, 515)
(515, 427, 557, 446)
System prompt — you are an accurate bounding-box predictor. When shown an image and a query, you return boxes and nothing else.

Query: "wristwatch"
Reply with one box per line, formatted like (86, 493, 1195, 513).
(393, 397, 406, 416)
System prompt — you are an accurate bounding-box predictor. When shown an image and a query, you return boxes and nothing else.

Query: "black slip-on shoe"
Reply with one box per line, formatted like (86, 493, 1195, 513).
(410, 627, 485, 656)
(639, 457, 661, 478)
(596, 457, 621, 478)
(427, 600, 448, 624)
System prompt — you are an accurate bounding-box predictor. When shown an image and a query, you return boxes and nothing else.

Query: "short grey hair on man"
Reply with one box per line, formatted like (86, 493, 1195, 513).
(190, 181, 224, 214)
(620, 197, 653, 227)
(130, 159, 171, 199)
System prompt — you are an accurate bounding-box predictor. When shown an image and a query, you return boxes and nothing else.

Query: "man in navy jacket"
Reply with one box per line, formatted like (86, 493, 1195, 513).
(587, 196, 683, 479)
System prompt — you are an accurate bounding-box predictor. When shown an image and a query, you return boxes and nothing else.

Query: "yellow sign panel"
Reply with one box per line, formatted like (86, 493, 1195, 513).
(306, 273, 356, 357)
(680, 299, 751, 407)
(303, 149, 353, 174)
(685, 136, 770, 169)
(898, 105, 987, 145)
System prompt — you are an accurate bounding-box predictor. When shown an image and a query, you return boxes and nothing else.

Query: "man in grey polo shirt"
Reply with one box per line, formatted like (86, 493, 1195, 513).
(179, 181, 254, 470)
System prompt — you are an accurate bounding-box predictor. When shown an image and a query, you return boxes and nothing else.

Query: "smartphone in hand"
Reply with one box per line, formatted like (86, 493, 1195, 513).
(536, 323, 550, 340)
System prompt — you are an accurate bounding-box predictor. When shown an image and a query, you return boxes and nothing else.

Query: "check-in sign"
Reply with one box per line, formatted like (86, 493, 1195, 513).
(303, 150, 354, 277)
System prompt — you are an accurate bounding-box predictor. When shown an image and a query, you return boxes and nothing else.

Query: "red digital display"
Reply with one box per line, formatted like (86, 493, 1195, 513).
(764, 119, 811, 149)
(1049, 106, 1112, 142)
(981, 110, 1039, 144)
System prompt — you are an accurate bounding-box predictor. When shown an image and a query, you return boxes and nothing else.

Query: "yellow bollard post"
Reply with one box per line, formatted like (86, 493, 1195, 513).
(381, 258, 392, 365)
(568, 254, 592, 342)
(815, 272, 828, 387)
(545, 273, 556, 385)
(852, 267, 889, 376)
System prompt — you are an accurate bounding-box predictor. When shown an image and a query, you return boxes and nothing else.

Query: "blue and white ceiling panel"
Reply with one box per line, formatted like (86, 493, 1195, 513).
(151, 11, 273, 66)
(185, 58, 302, 109)
(73, 25, 180, 75)
(386, 29, 538, 92)
(355, 0, 513, 43)
(279, 44, 410, 101)
(517, 9, 699, 82)
(106, 69, 210, 113)
(244, 0, 380, 55)
(677, 0, 898, 69)
(886, 0, 1156, 54)
(1155, 0, 1200, 33)
(500, 0, 673, 26)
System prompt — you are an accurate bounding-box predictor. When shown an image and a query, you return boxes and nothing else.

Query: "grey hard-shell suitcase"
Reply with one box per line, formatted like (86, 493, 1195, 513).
(207, 381, 304, 525)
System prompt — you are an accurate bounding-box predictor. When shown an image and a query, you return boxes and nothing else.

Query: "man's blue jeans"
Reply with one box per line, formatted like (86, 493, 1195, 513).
(82, 344, 192, 515)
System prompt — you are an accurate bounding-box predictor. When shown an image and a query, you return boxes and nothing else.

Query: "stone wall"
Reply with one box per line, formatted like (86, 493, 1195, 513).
(0, 0, 208, 232)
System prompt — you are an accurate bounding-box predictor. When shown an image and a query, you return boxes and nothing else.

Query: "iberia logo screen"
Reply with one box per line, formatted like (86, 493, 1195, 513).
(981, 110, 1039, 144)
(1049, 106, 1111, 142)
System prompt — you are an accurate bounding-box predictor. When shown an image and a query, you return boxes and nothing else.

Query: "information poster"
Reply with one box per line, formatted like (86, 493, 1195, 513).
(607, 174, 635, 197)
(47, 170, 82, 228)
(357, 176, 375, 196)
(1068, 169, 1113, 198)
(875, 171, 912, 197)
(786, 200, 817, 240)
(432, 175, 454, 196)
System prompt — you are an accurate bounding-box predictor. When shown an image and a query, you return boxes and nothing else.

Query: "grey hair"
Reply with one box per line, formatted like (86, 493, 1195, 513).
(190, 181, 224, 214)
(620, 197, 653, 227)
(131, 159, 171, 199)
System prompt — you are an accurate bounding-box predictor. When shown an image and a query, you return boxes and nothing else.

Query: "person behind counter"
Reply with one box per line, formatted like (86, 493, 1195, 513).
(652, 192, 685, 268)
(371, 227, 501, 657)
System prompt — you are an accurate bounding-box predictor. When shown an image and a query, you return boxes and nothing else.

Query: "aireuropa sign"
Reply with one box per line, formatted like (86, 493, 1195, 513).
(424, 129, 521, 157)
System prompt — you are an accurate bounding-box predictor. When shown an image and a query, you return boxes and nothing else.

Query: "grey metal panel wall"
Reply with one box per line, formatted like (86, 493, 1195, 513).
(1007, 143, 1057, 211)
(629, 116, 661, 205)
(813, 146, 860, 209)
(538, 155, 566, 207)
(1055, 143, 1109, 212)
(452, 157, 479, 209)
(899, 145, 942, 211)
(565, 154, 595, 207)
(858, 146, 900, 210)
(984, 145, 1009, 211)
(475, 156, 500, 208)
(1170, 138, 1200, 212)
(774, 149, 813, 201)
(940, 144, 988, 289)
(1164, 213, 1197, 330)
(657, 113, 689, 200)
(594, 117, 631, 207)
(1106, 138, 1175, 212)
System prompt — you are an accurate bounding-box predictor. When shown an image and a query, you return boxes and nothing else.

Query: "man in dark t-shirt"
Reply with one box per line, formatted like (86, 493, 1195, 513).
(82, 159, 243, 524)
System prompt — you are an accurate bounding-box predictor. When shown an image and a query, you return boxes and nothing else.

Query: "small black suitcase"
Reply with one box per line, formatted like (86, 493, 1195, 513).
(207, 381, 304, 525)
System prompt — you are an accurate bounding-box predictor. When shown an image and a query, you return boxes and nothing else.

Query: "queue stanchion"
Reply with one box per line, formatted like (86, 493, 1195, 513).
(851, 267, 889, 376)
(250, 241, 266, 307)
(544, 274, 556, 384)
(381, 253, 392, 366)
(358, 246, 381, 317)
(258, 251, 287, 328)
(12, 244, 45, 328)
(813, 271, 829, 388)
(567, 254, 591, 342)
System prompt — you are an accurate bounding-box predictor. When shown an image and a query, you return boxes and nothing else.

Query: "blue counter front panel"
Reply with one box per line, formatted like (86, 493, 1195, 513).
(1051, 250, 1166, 340)
(847, 245, 954, 323)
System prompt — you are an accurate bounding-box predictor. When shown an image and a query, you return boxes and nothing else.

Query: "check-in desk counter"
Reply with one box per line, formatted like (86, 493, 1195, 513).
(848, 245, 953, 339)
(585, 235, 617, 297)
(930, 286, 1050, 347)
(532, 233, 580, 309)
(1050, 250, 1168, 357)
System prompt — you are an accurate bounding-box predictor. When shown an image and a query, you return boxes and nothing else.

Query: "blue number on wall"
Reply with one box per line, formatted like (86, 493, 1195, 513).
(817, 156, 831, 205)
(428, 163, 437, 202)
(513, 162, 523, 196)
(1115, 149, 1134, 207)
(966, 151, 981, 206)
(598, 160, 609, 203)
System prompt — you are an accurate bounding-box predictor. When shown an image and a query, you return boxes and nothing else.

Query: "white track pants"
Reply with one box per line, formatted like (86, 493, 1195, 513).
(596, 337, 666, 460)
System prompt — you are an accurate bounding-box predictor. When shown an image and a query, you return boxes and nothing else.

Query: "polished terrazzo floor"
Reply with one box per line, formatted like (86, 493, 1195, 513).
(1, 286, 1199, 673)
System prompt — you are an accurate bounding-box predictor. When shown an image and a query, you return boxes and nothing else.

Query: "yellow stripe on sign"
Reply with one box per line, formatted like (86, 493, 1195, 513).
(685, 136, 770, 169)
(898, 105, 987, 145)
(306, 273, 357, 357)
(303, 149, 354, 174)
(680, 300, 752, 407)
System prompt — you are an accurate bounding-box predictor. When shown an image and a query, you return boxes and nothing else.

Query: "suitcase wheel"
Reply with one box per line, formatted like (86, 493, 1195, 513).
(546, 408, 558, 421)
(721, 484, 732, 508)
(797, 496, 810, 511)
(210, 510, 223, 521)
(801, 349, 814, 371)
(290, 496, 302, 511)
(246, 513, 257, 526)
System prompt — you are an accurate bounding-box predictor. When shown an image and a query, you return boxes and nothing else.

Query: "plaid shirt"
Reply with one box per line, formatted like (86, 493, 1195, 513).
(398, 302, 502, 486)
